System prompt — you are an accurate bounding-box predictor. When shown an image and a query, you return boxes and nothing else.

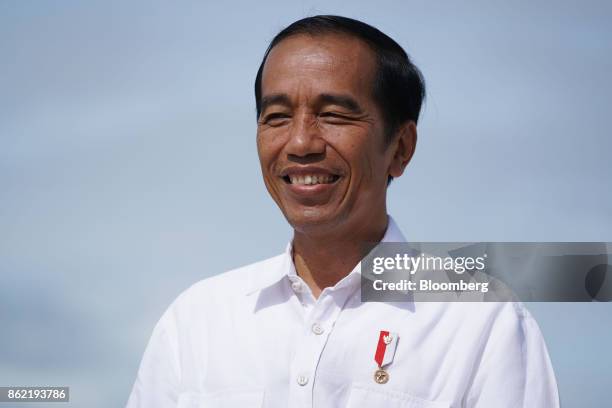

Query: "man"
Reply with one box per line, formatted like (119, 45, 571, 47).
(127, 15, 559, 407)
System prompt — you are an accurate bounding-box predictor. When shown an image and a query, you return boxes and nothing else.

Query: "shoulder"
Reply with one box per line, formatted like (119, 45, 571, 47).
(166, 253, 286, 317)
(489, 301, 539, 335)
(458, 301, 547, 357)
(422, 301, 542, 346)
(430, 301, 553, 378)
(452, 300, 535, 323)
(458, 304, 559, 405)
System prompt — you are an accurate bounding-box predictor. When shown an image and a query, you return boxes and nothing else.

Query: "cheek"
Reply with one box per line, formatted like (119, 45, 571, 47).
(349, 140, 387, 183)
(255, 135, 266, 163)
(256, 132, 282, 172)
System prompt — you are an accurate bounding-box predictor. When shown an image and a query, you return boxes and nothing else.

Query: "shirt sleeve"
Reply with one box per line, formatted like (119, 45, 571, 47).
(126, 307, 181, 408)
(464, 303, 560, 408)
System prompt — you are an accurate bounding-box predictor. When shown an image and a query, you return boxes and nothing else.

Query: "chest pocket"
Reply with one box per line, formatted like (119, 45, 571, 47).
(177, 389, 264, 408)
(346, 384, 452, 408)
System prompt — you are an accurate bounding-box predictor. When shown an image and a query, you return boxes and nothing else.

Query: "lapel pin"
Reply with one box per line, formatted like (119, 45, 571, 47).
(374, 330, 399, 384)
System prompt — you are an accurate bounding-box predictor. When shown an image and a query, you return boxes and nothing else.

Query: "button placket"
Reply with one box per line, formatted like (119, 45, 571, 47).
(288, 286, 356, 407)
(288, 293, 338, 407)
(289, 278, 316, 311)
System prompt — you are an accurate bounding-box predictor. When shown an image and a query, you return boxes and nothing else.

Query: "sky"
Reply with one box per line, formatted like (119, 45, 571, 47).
(1, 1, 611, 407)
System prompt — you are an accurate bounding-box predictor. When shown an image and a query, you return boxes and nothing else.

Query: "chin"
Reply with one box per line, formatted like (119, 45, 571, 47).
(284, 207, 343, 234)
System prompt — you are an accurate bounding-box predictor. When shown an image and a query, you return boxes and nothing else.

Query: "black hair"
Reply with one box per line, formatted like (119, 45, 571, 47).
(254, 15, 425, 184)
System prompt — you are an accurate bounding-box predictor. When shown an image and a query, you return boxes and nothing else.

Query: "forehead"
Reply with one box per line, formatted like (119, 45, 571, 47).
(261, 33, 377, 99)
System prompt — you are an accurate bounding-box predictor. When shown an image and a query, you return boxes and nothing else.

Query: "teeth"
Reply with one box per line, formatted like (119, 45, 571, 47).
(288, 174, 336, 185)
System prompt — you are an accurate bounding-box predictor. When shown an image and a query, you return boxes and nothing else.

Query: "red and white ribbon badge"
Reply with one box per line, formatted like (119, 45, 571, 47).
(374, 330, 399, 368)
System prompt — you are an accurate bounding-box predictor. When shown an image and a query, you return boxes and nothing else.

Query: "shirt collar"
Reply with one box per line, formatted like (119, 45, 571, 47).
(246, 215, 406, 295)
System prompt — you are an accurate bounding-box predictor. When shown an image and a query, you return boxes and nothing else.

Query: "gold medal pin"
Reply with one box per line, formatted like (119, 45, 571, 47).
(373, 331, 398, 384)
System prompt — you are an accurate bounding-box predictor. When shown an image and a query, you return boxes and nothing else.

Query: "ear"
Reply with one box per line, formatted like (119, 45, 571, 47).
(388, 121, 417, 179)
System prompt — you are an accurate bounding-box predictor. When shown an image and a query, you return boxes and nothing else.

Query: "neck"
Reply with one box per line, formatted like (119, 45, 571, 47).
(292, 212, 389, 298)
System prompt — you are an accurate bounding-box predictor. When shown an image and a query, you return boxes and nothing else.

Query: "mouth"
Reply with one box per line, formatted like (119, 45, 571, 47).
(278, 167, 343, 200)
(282, 173, 341, 186)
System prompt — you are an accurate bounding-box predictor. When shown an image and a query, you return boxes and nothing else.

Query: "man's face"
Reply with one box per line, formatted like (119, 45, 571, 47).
(257, 34, 397, 234)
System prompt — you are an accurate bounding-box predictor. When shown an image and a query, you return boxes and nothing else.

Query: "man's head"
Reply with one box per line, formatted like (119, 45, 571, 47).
(255, 15, 425, 235)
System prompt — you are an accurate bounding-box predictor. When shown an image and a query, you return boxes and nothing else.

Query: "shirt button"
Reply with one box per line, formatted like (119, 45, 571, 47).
(297, 374, 309, 386)
(291, 281, 302, 292)
(311, 322, 325, 335)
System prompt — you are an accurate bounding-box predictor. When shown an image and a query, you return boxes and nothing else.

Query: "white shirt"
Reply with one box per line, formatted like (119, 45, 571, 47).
(127, 217, 559, 408)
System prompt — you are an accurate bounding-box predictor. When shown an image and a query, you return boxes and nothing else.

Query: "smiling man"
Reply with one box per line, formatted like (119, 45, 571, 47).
(127, 15, 559, 408)
(255, 28, 417, 298)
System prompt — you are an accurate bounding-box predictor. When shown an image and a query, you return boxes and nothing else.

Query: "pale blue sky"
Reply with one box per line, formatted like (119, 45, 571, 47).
(1, 1, 611, 406)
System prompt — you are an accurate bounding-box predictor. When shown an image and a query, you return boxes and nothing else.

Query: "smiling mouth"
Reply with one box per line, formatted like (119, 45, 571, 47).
(282, 174, 341, 186)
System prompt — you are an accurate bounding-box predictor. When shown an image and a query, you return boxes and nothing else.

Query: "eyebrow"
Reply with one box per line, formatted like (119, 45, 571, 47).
(259, 94, 292, 116)
(259, 93, 365, 116)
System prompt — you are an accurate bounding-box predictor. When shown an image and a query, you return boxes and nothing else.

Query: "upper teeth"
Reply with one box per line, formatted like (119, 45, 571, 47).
(289, 174, 335, 185)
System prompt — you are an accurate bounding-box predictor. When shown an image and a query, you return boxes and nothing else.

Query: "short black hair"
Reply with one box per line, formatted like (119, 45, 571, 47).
(254, 15, 426, 144)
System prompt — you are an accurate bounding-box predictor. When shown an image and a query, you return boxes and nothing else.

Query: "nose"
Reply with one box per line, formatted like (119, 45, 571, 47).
(285, 112, 326, 159)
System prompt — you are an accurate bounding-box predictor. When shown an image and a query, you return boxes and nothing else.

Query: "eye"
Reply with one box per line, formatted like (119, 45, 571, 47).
(320, 112, 343, 118)
(319, 112, 351, 123)
(262, 113, 290, 126)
